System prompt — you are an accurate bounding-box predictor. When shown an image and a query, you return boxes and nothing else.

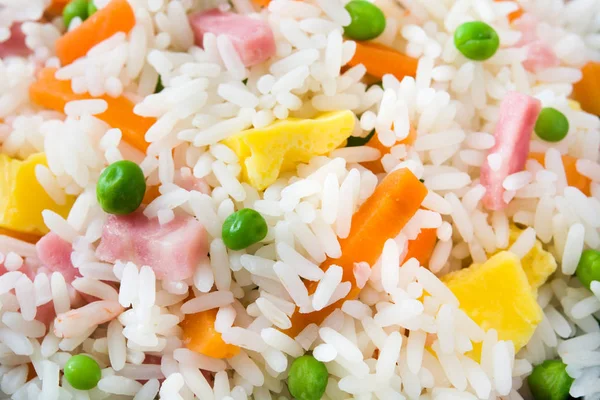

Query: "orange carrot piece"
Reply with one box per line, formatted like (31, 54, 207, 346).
(286, 169, 428, 336)
(348, 42, 418, 81)
(572, 62, 600, 116)
(47, 0, 70, 16)
(529, 152, 591, 196)
(30, 68, 155, 152)
(0, 227, 41, 244)
(55, 0, 136, 65)
(252, 0, 271, 7)
(181, 308, 240, 359)
(142, 185, 161, 205)
(493, 0, 524, 22)
(405, 228, 437, 267)
(362, 127, 417, 174)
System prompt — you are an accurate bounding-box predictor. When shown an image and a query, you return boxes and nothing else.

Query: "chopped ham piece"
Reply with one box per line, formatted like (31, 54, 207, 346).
(176, 169, 210, 194)
(480, 92, 541, 210)
(36, 233, 78, 283)
(96, 212, 207, 282)
(513, 15, 559, 73)
(188, 9, 276, 67)
(0, 23, 32, 58)
(522, 40, 560, 73)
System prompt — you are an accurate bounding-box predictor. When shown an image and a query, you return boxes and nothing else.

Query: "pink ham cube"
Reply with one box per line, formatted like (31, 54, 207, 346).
(480, 92, 542, 210)
(36, 233, 79, 283)
(96, 212, 207, 282)
(0, 23, 32, 58)
(513, 15, 559, 73)
(523, 41, 559, 73)
(188, 9, 276, 67)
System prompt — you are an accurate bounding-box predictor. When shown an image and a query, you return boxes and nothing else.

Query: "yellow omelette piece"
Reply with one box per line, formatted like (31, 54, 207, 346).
(222, 111, 355, 190)
(442, 251, 543, 352)
(568, 100, 582, 111)
(507, 226, 557, 292)
(0, 153, 74, 236)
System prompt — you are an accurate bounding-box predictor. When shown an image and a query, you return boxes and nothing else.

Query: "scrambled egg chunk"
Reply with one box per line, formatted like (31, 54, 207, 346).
(442, 251, 543, 352)
(507, 226, 557, 292)
(223, 111, 355, 190)
(0, 153, 74, 236)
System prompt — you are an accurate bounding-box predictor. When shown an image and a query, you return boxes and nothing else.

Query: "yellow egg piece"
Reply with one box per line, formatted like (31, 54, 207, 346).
(0, 153, 74, 236)
(223, 111, 355, 190)
(508, 226, 557, 292)
(442, 251, 542, 352)
(567, 99, 582, 111)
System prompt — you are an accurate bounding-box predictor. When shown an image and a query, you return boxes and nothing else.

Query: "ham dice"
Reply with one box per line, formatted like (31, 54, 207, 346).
(522, 40, 560, 73)
(0, 23, 32, 58)
(513, 15, 559, 73)
(188, 9, 276, 67)
(36, 233, 79, 284)
(480, 92, 541, 210)
(96, 212, 207, 282)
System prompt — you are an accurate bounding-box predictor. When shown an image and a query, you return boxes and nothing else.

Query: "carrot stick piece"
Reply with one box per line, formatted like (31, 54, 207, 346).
(29, 68, 155, 152)
(55, 0, 136, 65)
(529, 152, 591, 196)
(47, 0, 70, 16)
(181, 308, 240, 359)
(252, 0, 271, 7)
(405, 228, 437, 267)
(362, 127, 416, 174)
(286, 168, 428, 337)
(347, 42, 418, 81)
(572, 62, 600, 116)
(493, 0, 523, 22)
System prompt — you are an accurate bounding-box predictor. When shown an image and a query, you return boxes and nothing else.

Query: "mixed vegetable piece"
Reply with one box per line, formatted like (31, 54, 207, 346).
(63, 0, 97, 28)
(96, 160, 146, 215)
(287, 355, 329, 400)
(30, 68, 156, 152)
(343, 0, 386, 41)
(63, 354, 102, 390)
(528, 360, 573, 400)
(454, 21, 500, 61)
(222, 208, 268, 250)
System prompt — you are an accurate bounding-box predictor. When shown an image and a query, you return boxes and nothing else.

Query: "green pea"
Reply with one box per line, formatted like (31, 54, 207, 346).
(64, 355, 102, 391)
(454, 21, 500, 61)
(343, 0, 386, 41)
(528, 359, 573, 400)
(63, 0, 89, 28)
(87, 0, 98, 17)
(535, 107, 570, 142)
(346, 129, 375, 147)
(222, 208, 268, 250)
(576, 249, 600, 290)
(96, 160, 146, 215)
(288, 355, 328, 400)
(155, 76, 164, 93)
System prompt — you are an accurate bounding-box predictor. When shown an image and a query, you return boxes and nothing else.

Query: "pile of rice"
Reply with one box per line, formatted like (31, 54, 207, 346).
(0, 0, 599, 399)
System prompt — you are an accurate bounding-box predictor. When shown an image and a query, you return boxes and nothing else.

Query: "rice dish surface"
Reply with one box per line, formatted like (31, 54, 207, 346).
(0, 0, 599, 399)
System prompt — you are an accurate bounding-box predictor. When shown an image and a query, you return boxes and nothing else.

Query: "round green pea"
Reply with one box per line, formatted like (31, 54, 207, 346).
(454, 21, 500, 61)
(64, 355, 102, 391)
(96, 160, 146, 215)
(222, 208, 268, 250)
(535, 107, 570, 142)
(528, 359, 573, 400)
(288, 355, 328, 400)
(343, 0, 386, 41)
(576, 249, 600, 290)
(87, 1, 98, 17)
(63, 0, 89, 28)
